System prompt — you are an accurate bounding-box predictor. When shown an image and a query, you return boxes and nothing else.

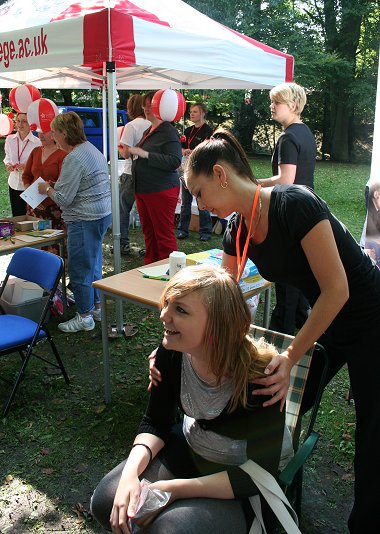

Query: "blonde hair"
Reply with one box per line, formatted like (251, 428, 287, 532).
(190, 102, 207, 116)
(160, 265, 276, 411)
(50, 111, 86, 146)
(270, 82, 307, 116)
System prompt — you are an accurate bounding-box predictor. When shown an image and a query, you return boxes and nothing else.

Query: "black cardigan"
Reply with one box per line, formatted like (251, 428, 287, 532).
(137, 345, 285, 499)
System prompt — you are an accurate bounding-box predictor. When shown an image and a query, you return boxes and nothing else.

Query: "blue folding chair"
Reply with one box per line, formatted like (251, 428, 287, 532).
(0, 247, 70, 417)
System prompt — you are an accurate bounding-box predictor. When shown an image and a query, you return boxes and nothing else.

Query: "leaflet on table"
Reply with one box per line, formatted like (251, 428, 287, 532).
(138, 264, 170, 277)
(27, 230, 64, 238)
(186, 248, 267, 291)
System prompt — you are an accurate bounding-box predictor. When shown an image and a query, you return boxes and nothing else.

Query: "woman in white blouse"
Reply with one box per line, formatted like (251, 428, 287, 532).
(3, 112, 41, 216)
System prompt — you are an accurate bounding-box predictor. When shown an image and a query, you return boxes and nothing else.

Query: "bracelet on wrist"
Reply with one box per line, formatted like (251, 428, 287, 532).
(131, 443, 153, 463)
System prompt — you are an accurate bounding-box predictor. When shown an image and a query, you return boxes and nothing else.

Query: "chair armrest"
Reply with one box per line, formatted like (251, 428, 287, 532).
(279, 431, 320, 487)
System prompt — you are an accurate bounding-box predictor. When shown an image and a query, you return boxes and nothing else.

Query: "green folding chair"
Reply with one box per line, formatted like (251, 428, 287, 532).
(250, 325, 329, 517)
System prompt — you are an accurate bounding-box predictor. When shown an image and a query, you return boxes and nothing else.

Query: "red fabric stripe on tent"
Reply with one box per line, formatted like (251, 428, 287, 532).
(227, 27, 294, 83)
(114, 0, 169, 26)
(110, 10, 136, 67)
(83, 10, 109, 66)
(51, 1, 108, 21)
(51, 0, 169, 26)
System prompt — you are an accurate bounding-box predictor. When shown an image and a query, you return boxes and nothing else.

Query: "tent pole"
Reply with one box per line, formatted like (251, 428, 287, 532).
(107, 61, 124, 334)
(102, 75, 108, 160)
(369, 47, 380, 183)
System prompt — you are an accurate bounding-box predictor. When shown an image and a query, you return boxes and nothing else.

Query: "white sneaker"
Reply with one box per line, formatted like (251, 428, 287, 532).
(58, 313, 95, 332)
(92, 308, 102, 322)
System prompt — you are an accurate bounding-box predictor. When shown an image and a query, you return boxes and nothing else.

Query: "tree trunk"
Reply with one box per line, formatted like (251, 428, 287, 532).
(330, 101, 350, 161)
(321, 0, 364, 162)
(60, 89, 73, 106)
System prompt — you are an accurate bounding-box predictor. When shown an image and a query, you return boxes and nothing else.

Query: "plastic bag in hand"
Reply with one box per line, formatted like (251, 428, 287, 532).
(128, 479, 171, 533)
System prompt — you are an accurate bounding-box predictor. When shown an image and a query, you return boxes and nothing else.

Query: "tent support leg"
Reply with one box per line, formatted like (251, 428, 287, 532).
(107, 61, 123, 333)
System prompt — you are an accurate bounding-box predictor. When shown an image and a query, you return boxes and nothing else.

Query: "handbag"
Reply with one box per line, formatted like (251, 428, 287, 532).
(239, 460, 301, 534)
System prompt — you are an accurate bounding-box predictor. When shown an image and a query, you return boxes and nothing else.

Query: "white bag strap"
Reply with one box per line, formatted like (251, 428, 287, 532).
(240, 459, 301, 534)
(250, 495, 267, 534)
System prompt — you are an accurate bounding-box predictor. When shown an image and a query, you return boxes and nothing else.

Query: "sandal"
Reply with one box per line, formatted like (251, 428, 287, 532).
(123, 324, 139, 338)
(107, 324, 119, 339)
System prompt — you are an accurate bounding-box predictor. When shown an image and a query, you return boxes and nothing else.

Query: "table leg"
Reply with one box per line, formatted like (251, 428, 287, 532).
(263, 286, 272, 328)
(100, 291, 112, 403)
(116, 297, 124, 333)
(58, 239, 67, 319)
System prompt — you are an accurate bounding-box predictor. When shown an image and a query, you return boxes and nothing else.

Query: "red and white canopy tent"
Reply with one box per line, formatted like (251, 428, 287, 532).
(0, 0, 294, 273)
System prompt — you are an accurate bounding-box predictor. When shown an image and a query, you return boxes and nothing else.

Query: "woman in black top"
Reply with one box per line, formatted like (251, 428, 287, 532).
(91, 266, 286, 533)
(183, 129, 380, 534)
(129, 91, 182, 265)
(259, 82, 316, 335)
(177, 102, 213, 241)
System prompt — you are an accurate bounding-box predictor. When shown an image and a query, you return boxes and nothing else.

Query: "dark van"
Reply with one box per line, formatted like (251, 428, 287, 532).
(57, 106, 127, 153)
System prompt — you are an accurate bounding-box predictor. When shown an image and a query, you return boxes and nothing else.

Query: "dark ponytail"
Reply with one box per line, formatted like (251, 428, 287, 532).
(186, 128, 257, 183)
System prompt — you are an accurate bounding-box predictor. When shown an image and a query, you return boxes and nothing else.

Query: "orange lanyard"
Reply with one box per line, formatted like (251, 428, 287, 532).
(236, 184, 261, 282)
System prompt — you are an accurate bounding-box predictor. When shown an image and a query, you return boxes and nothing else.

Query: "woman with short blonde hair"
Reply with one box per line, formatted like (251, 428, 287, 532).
(269, 82, 307, 116)
(259, 81, 316, 336)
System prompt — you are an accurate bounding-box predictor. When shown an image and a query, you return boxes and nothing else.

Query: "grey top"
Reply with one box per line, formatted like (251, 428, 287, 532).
(52, 141, 111, 223)
(181, 354, 248, 466)
(181, 353, 293, 468)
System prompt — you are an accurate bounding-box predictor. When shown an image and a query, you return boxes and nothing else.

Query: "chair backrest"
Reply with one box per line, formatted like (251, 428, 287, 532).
(250, 325, 327, 440)
(5, 247, 63, 292)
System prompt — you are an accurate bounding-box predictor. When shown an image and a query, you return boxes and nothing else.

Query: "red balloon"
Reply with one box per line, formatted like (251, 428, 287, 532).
(0, 114, 14, 136)
(151, 89, 186, 122)
(27, 98, 59, 133)
(9, 84, 41, 113)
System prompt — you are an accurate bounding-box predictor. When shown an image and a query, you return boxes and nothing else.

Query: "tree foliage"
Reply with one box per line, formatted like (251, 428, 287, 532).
(186, 0, 379, 162)
(0, 0, 377, 162)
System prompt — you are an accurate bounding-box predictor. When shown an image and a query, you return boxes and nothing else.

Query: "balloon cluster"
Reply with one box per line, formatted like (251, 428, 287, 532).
(0, 83, 59, 137)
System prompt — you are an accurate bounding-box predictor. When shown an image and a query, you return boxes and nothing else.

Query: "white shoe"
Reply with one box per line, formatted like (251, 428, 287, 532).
(92, 308, 102, 322)
(58, 313, 95, 332)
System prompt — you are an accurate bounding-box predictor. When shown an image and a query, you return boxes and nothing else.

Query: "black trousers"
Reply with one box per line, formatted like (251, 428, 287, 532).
(9, 186, 27, 217)
(269, 282, 310, 335)
(90, 426, 254, 533)
(301, 327, 380, 533)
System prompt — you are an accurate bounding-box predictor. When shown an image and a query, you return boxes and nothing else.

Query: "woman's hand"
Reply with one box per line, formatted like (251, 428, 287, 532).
(110, 476, 142, 534)
(5, 163, 15, 172)
(147, 348, 161, 391)
(128, 147, 149, 159)
(252, 352, 293, 411)
(38, 181, 50, 194)
(131, 479, 175, 529)
(15, 163, 25, 172)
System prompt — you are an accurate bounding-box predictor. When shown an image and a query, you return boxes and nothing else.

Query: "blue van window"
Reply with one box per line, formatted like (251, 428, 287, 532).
(57, 106, 127, 155)
(76, 111, 99, 128)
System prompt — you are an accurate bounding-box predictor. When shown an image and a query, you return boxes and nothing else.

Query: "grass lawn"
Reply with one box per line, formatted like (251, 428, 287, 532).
(0, 138, 369, 533)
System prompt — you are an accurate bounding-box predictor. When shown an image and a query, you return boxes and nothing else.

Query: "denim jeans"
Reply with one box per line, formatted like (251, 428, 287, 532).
(178, 185, 212, 238)
(67, 214, 112, 314)
(119, 173, 135, 247)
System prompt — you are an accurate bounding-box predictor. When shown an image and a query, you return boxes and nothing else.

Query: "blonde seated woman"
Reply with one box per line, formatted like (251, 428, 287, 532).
(91, 265, 292, 534)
